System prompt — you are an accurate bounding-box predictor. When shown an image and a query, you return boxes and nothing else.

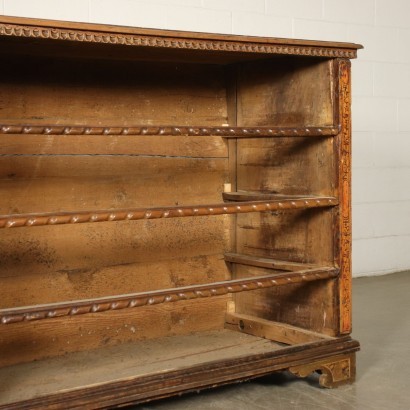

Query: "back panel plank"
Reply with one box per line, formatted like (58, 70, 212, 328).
(0, 56, 228, 126)
(235, 210, 334, 265)
(0, 155, 228, 213)
(0, 250, 230, 307)
(236, 137, 334, 197)
(233, 131, 336, 334)
(233, 209, 336, 335)
(0, 216, 231, 306)
(234, 269, 337, 336)
(0, 296, 230, 367)
(0, 135, 228, 157)
(237, 57, 333, 128)
(0, 133, 231, 307)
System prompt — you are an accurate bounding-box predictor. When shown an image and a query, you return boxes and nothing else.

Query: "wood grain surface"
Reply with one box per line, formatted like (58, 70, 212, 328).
(0, 16, 360, 408)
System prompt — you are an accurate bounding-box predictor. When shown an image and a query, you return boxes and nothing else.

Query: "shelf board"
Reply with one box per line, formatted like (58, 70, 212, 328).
(0, 124, 340, 138)
(0, 196, 337, 229)
(0, 264, 338, 324)
(225, 312, 333, 345)
(0, 328, 360, 410)
(223, 191, 328, 202)
(0, 330, 283, 408)
(225, 252, 319, 272)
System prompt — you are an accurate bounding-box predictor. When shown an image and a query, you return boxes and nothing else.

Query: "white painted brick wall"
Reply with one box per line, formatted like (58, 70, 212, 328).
(3, 0, 89, 21)
(293, 19, 348, 42)
(324, 0, 375, 25)
(89, 0, 168, 29)
(204, 0, 265, 13)
(1, 0, 409, 277)
(232, 11, 291, 37)
(266, 0, 323, 19)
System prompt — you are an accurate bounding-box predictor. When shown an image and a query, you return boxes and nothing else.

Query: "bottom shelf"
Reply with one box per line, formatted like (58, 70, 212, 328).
(1, 319, 360, 410)
(1, 330, 280, 408)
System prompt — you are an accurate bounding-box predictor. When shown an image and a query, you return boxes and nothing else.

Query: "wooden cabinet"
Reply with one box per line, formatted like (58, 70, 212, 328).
(0, 16, 362, 409)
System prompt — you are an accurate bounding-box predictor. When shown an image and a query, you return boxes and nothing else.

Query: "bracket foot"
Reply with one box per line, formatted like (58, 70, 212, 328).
(289, 352, 356, 388)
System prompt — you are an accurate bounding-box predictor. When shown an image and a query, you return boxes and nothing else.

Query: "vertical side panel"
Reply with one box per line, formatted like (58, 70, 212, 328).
(336, 59, 352, 334)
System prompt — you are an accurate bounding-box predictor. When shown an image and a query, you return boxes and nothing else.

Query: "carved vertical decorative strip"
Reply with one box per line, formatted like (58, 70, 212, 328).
(338, 59, 352, 334)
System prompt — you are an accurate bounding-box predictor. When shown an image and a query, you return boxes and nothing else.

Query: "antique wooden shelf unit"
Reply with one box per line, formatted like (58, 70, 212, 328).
(0, 16, 362, 409)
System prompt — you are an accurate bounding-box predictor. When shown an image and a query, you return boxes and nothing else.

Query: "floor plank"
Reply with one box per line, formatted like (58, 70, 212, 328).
(0, 329, 282, 406)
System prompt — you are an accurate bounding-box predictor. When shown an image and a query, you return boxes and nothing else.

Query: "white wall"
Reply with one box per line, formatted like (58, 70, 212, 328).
(1, 0, 409, 277)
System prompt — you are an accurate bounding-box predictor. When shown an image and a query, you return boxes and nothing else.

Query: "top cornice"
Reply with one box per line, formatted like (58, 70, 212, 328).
(0, 15, 362, 59)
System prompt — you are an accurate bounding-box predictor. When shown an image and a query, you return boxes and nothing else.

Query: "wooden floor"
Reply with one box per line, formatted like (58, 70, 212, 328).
(0, 329, 283, 407)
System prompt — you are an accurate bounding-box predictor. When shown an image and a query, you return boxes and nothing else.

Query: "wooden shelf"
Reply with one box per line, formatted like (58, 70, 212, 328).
(0, 327, 359, 410)
(0, 124, 340, 138)
(0, 196, 337, 229)
(0, 330, 284, 409)
(223, 191, 330, 202)
(0, 263, 338, 324)
(225, 252, 320, 271)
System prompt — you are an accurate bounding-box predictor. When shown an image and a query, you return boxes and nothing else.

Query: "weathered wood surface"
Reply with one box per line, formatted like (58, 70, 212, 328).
(0, 125, 339, 141)
(224, 252, 318, 271)
(0, 15, 363, 50)
(336, 59, 353, 335)
(0, 133, 228, 155)
(0, 57, 228, 126)
(0, 155, 227, 213)
(0, 330, 282, 407)
(225, 312, 332, 344)
(0, 15, 360, 408)
(0, 265, 338, 325)
(0, 15, 362, 69)
(0, 196, 337, 229)
(236, 137, 335, 196)
(0, 331, 359, 409)
(233, 210, 337, 335)
(237, 59, 334, 128)
(290, 352, 356, 388)
(0, 297, 230, 367)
